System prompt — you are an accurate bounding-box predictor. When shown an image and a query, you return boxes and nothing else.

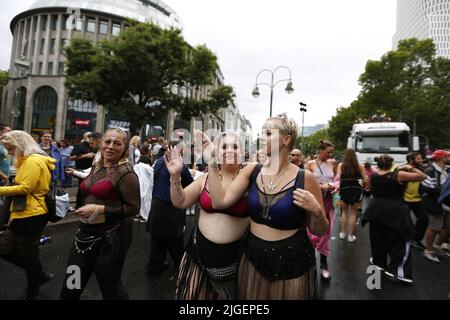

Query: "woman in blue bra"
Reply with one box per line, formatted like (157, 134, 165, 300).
(204, 115, 328, 300)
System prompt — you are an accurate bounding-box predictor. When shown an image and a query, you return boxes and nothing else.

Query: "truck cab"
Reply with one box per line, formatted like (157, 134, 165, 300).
(347, 122, 420, 165)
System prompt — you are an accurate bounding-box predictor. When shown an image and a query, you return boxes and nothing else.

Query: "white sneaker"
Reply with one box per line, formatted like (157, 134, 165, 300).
(339, 232, 346, 240)
(433, 244, 450, 259)
(347, 235, 357, 242)
(423, 250, 441, 264)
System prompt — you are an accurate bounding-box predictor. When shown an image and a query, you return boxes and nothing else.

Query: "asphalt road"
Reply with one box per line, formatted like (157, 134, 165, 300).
(1, 208, 449, 300)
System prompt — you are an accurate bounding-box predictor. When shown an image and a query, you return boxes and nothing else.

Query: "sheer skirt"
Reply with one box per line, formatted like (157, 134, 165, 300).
(238, 229, 317, 300)
(176, 228, 243, 300)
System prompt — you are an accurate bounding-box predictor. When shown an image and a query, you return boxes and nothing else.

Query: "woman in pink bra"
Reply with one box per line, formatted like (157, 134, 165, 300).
(60, 127, 140, 300)
(165, 132, 249, 300)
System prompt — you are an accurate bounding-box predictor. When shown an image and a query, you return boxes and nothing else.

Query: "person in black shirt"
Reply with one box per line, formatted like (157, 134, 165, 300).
(70, 132, 94, 208)
(363, 155, 426, 283)
(147, 144, 193, 277)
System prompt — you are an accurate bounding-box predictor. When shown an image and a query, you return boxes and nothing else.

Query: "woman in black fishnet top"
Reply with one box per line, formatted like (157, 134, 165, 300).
(60, 127, 140, 300)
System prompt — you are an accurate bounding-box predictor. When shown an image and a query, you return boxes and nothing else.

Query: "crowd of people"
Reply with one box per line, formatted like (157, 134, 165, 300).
(0, 117, 449, 300)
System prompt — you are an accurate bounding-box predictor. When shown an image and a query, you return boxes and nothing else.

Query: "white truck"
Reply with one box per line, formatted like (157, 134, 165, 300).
(347, 122, 420, 165)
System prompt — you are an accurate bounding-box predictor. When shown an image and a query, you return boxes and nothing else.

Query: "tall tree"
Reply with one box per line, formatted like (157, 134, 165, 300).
(329, 38, 450, 150)
(65, 22, 235, 134)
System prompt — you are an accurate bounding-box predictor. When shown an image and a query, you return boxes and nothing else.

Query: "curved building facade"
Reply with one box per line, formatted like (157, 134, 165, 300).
(1, 0, 183, 140)
(393, 0, 450, 58)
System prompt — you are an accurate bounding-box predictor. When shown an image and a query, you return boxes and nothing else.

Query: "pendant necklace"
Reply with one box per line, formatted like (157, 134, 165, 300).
(263, 164, 291, 193)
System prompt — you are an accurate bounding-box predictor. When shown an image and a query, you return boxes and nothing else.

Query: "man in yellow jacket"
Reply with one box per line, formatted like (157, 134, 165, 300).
(0, 130, 56, 300)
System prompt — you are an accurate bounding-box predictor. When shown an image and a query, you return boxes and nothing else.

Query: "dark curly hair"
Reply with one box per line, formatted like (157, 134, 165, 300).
(374, 154, 394, 170)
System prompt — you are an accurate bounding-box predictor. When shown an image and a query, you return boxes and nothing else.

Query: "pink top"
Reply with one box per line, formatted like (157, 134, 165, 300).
(199, 177, 249, 218)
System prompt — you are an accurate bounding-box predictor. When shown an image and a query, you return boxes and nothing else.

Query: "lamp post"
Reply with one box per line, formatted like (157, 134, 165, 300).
(252, 66, 294, 117)
(299, 102, 307, 151)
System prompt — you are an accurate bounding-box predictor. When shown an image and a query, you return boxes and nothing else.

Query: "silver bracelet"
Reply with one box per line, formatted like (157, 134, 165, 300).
(81, 206, 99, 224)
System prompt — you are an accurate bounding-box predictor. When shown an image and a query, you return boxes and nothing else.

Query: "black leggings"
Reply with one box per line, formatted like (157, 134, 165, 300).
(60, 220, 132, 300)
(0, 214, 48, 290)
(405, 201, 428, 242)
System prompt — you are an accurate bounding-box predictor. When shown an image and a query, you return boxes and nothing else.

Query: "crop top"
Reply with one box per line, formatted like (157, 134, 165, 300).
(248, 165, 307, 230)
(199, 176, 249, 218)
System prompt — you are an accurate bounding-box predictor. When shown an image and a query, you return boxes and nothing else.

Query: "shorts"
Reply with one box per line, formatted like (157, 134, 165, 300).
(428, 211, 450, 232)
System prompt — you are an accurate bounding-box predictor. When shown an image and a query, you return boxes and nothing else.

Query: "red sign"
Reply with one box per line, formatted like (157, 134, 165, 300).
(75, 119, 90, 127)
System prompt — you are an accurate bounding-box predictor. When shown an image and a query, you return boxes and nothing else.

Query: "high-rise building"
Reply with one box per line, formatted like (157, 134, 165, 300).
(393, 0, 450, 58)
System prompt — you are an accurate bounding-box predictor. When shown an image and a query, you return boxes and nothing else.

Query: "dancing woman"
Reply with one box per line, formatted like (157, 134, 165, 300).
(205, 115, 328, 299)
(165, 132, 249, 299)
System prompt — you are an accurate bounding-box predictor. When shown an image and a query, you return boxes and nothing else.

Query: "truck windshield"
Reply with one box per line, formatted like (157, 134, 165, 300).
(356, 135, 409, 153)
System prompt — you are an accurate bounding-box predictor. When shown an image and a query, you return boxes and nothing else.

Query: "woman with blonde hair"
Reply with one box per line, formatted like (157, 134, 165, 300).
(204, 115, 328, 300)
(0, 130, 56, 299)
(129, 135, 141, 165)
(60, 127, 140, 299)
(165, 132, 249, 300)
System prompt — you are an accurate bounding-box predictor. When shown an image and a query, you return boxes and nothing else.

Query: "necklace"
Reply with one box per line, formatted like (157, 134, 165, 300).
(262, 164, 291, 193)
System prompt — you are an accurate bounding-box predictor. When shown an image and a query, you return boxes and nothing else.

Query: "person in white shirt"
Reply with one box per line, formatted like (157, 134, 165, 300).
(133, 156, 154, 222)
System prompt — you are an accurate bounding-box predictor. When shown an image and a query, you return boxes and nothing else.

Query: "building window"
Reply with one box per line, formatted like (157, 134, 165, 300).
(62, 15, 69, 30)
(99, 20, 108, 35)
(48, 62, 53, 75)
(32, 86, 58, 135)
(49, 39, 56, 55)
(33, 17, 37, 32)
(112, 23, 121, 36)
(59, 62, 65, 75)
(31, 40, 35, 55)
(68, 98, 98, 113)
(87, 18, 95, 33)
(38, 62, 43, 75)
(41, 15, 47, 31)
(75, 18, 83, 31)
(40, 39, 45, 54)
(51, 15, 58, 31)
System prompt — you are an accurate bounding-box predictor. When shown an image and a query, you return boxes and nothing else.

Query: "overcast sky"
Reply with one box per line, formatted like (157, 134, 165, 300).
(0, 0, 398, 135)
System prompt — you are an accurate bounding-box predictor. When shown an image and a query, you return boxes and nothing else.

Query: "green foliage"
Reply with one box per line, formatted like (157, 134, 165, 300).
(329, 38, 450, 151)
(64, 22, 234, 134)
(298, 128, 330, 157)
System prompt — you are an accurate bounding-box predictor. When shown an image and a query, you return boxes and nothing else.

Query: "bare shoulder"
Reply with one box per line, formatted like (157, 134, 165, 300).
(329, 159, 338, 166)
(240, 162, 259, 178)
(305, 160, 316, 171)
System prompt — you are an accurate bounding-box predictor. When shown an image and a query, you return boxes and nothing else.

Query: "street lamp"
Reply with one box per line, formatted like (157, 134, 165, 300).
(299, 102, 307, 151)
(252, 66, 294, 117)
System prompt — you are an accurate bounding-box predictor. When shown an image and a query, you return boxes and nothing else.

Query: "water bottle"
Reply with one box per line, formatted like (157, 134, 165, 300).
(40, 235, 52, 246)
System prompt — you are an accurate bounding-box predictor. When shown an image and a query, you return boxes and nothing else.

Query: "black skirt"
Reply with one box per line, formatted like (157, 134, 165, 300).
(176, 228, 244, 300)
(243, 228, 315, 281)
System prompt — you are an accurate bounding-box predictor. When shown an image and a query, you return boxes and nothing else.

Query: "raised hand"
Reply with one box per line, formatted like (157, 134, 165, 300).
(193, 129, 215, 164)
(164, 146, 184, 177)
